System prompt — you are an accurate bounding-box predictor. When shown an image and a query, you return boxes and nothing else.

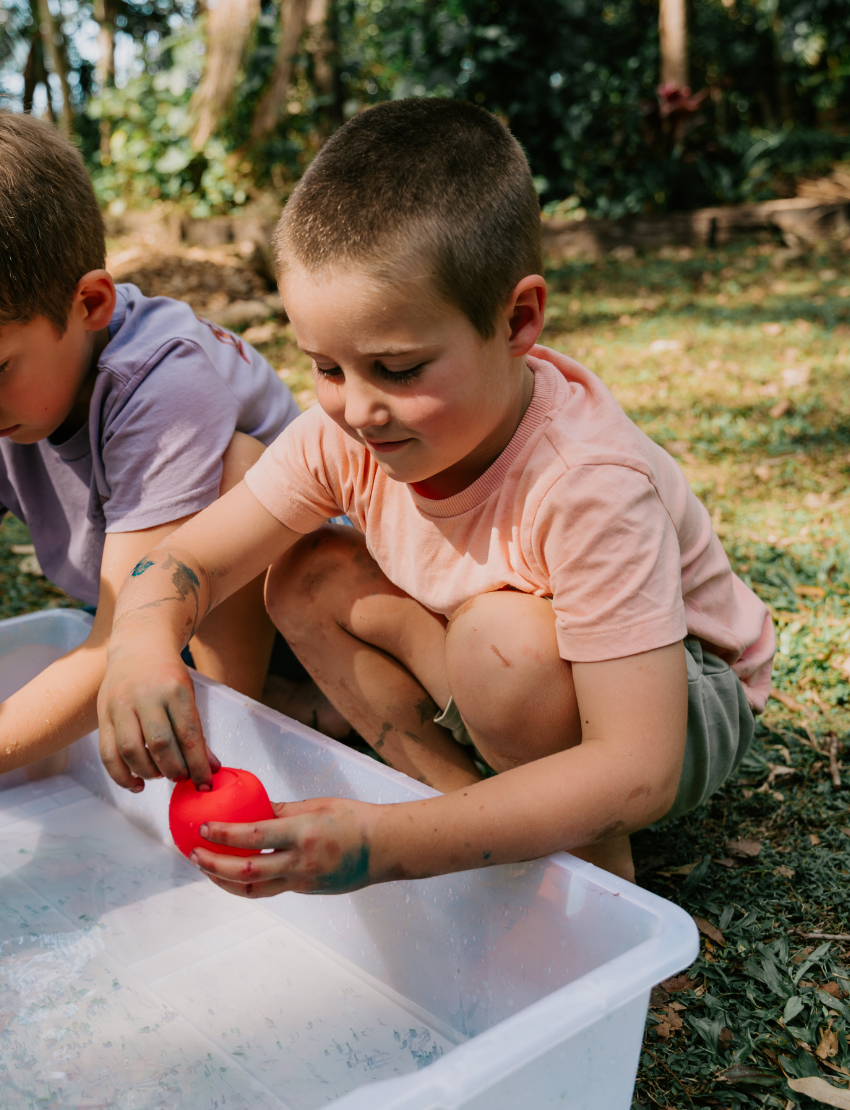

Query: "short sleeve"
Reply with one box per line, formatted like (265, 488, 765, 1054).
(245, 405, 346, 532)
(100, 344, 240, 532)
(535, 464, 688, 662)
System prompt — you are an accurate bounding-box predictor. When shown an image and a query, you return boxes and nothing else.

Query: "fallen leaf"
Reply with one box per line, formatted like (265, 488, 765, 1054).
(662, 1006, 683, 1030)
(818, 1026, 840, 1059)
(719, 1026, 735, 1044)
(18, 554, 43, 576)
(795, 585, 826, 598)
(715, 1063, 781, 1088)
(655, 1019, 673, 1039)
(786, 1076, 850, 1108)
(715, 856, 739, 868)
(649, 985, 669, 1008)
(774, 865, 796, 879)
(781, 366, 810, 388)
(726, 838, 762, 858)
(822, 983, 843, 1000)
(661, 972, 696, 993)
(694, 915, 726, 945)
(810, 833, 822, 846)
(841, 828, 850, 838)
(664, 440, 691, 457)
(668, 1001, 687, 1011)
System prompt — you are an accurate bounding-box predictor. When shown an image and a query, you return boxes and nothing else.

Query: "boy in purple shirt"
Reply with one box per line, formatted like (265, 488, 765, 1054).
(0, 112, 301, 782)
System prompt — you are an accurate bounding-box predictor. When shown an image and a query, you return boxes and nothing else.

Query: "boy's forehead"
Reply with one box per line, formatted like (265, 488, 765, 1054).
(280, 263, 464, 350)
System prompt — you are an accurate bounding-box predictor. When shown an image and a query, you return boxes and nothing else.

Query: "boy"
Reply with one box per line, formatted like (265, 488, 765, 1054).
(0, 111, 304, 782)
(98, 98, 775, 883)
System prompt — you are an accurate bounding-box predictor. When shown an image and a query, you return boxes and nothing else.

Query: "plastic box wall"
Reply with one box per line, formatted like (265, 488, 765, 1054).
(0, 609, 698, 1109)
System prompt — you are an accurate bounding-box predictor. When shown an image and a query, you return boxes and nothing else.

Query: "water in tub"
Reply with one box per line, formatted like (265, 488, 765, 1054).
(0, 775, 459, 1109)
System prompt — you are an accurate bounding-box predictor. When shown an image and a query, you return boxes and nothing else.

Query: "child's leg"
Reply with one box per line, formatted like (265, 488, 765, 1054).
(183, 432, 276, 701)
(270, 536, 634, 878)
(266, 525, 481, 791)
(445, 591, 634, 881)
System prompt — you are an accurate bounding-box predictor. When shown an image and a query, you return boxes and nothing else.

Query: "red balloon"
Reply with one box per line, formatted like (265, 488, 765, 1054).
(168, 767, 275, 859)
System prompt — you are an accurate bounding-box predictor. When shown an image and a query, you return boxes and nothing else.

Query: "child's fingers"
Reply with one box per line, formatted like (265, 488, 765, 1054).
(99, 711, 153, 791)
(163, 683, 214, 789)
(191, 844, 296, 884)
(128, 700, 191, 782)
(200, 819, 290, 852)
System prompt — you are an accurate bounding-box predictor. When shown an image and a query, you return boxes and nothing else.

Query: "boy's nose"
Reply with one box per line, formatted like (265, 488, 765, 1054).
(343, 382, 389, 431)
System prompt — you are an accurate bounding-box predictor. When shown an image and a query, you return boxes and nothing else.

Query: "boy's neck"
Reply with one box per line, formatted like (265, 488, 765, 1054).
(411, 360, 536, 499)
(50, 326, 111, 444)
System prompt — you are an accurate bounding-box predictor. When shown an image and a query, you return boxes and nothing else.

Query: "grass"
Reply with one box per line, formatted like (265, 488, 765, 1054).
(2, 237, 850, 1108)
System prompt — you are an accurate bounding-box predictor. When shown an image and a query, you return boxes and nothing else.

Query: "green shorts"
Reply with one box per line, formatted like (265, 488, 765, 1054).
(433, 636, 755, 826)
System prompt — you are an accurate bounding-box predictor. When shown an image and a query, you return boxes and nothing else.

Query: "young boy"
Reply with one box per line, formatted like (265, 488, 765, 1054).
(0, 111, 304, 782)
(98, 98, 775, 883)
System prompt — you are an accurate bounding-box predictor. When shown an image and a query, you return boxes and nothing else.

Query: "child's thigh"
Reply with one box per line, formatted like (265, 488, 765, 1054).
(266, 525, 451, 704)
(445, 591, 582, 768)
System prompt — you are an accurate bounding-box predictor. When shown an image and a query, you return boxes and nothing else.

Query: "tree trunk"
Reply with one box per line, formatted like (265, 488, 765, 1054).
(251, 0, 308, 142)
(305, 0, 341, 136)
(93, 0, 116, 89)
(22, 33, 42, 113)
(190, 0, 261, 151)
(659, 0, 688, 89)
(36, 0, 74, 132)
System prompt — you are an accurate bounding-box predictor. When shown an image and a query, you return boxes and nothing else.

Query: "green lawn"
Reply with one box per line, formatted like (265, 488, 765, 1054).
(2, 238, 849, 1108)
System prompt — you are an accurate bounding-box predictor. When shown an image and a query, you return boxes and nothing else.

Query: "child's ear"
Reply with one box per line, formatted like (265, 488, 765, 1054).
(505, 275, 547, 357)
(75, 270, 117, 332)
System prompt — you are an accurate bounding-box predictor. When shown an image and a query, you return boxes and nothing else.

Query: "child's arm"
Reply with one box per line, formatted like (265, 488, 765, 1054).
(183, 642, 688, 893)
(97, 481, 304, 790)
(0, 518, 195, 776)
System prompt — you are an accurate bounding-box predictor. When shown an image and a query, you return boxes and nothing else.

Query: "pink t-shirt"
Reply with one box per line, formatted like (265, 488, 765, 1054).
(246, 345, 775, 711)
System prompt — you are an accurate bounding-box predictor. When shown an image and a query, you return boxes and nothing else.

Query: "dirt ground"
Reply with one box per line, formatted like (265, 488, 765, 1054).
(106, 230, 319, 412)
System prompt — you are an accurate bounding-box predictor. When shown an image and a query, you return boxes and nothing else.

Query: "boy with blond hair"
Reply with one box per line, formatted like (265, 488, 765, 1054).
(99, 98, 774, 882)
(0, 112, 305, 783)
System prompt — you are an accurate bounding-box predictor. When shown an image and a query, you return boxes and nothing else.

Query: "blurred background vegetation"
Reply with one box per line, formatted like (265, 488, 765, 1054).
(1, 0, 849, 220)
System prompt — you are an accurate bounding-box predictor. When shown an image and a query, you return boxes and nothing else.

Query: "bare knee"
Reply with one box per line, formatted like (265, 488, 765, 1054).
(220, 431, 265, 496)
(446, 592, 581, 768)
(265, 525, 366, 641)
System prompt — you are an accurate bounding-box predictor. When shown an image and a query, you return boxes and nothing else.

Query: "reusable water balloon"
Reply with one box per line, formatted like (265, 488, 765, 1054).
(169, 766, 274, 858)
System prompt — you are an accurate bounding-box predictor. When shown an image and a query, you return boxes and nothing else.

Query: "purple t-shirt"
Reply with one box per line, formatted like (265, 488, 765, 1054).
(0, 285, 301, 605)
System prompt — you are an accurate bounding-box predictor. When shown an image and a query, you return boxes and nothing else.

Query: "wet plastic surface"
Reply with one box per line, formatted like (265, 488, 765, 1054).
(0, 610, 698, 1109)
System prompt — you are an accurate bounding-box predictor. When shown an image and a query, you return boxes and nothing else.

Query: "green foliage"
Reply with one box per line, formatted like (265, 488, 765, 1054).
(5, 0, 850, 216)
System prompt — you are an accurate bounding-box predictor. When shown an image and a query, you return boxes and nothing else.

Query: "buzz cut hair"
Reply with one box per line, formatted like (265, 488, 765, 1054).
(0, 112, 106, 334)
(273, 98, 542, 339)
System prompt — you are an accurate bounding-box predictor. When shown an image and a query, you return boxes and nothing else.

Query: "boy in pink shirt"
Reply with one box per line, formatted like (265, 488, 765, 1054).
(98, 98, 774, 885)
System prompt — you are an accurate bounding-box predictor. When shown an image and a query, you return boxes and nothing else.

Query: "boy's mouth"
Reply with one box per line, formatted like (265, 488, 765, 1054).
(0, 424, 21, 438)
(364, 436, 412, 454)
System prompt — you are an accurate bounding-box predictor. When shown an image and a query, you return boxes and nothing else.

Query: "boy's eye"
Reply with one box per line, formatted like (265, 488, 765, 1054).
(0, 360, 9, 376)
(376, 361, 425, 384)
(314, 363, 344, 380)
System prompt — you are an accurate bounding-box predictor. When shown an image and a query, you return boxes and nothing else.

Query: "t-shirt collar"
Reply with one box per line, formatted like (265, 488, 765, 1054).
(408, 355, 557, 518)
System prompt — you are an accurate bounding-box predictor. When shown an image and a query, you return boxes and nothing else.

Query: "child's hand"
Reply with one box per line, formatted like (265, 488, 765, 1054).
(190, 798, 380, 896)
(98, 644, 220, 792)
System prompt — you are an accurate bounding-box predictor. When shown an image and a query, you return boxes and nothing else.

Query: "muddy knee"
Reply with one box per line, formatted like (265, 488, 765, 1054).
(445, 592, 580, 764)
(265, 524, 367, 641)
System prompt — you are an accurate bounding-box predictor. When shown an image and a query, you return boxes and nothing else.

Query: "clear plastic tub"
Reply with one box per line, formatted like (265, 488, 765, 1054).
(0, 609, 698, 1109)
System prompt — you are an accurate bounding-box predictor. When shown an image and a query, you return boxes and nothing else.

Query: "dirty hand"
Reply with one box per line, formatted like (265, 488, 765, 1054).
(97, 642, 220, 792)
(190, 798, 381, 896)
